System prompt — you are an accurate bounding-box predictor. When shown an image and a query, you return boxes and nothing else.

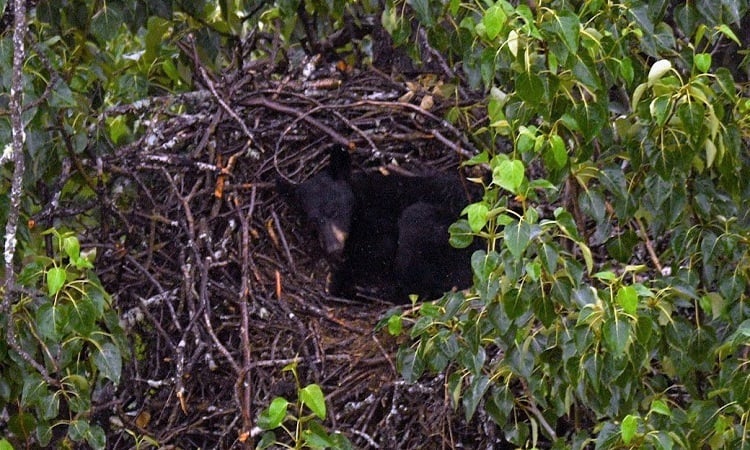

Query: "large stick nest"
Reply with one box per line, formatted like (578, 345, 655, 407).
(85, 59, 504, 449)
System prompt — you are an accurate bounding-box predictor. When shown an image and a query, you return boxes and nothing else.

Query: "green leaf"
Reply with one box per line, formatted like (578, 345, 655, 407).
(533, 293, 556, 328)
(69, 297, 98, 336)
(694, 53, 711, 73)
(649, 431, 674, 450)
(493, 159, 525, 193)
(93, 342, 122, 384)
(46, 267, 66, 296)
(257, 397, 289, 429)
(39, 391, 60, 420)
(553, 208, 582, 241)
(462, 375, 490, 421)
(91, 5, 123, 43)
(8, 412, 36, 440)
(649, 95, 672, 127)
(619, 57, 634, 85)
(572, 101, 607, 142)
(36, 303, 66, 340)
(300, 384, 326, 420)
(602, 317, 630, 355)
(621, 414, 639, 444)
(504, 220, 531, 259)
(676, 102, 705, 134)
(0, 438, 13, 450)
(449, 220, 475, 248)
(517, 127, 538, 153)
(546, 133, 568, 169)
(594, 271, 617, 281)
(551, 11, 580, 54)
(86, 424, 107, 450)
(525, 261, 541, 281)
(38, 423, 55, 447)
(632, 82, 648, 107)
(704, 138, 717, 168)
(398, 348, 424, 382)
(616, 286, 638, 315)
(22, 374, 46, 405)
(647, 59, 673, 85)
(257, 431, 277, 449)
(515, 72, 545, 105)
(328, 431, 354, 450)
(729, 319, 750, 344)
(62, 235, 81, 261)
(64, 375, 91, 413)
(483, 5, 507, 40)
(410, 0, 434, 27)
(573, 55, 602, 91)
(650, 398, 672, 417)
(465, 203, 489, 233)
(302, 421, 335, 448)
(67, 419, 90, 442)
(716, 24, 740, 45)
(387, 314, 403, 336)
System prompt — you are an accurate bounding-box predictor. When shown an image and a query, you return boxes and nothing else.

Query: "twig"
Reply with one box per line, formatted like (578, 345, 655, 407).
(243, 96, 350, 148)
(234, 187, 256, 447)
(634, 217, 664, 274)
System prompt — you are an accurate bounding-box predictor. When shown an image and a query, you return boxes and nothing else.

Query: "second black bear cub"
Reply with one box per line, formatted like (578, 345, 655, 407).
(285, 146, 476, 302)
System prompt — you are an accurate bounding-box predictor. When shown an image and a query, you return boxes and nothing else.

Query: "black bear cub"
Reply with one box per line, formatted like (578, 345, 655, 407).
(281, 146, 476, 303)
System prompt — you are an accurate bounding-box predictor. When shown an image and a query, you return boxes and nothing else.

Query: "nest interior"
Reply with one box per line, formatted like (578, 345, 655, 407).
(89, 64, 505, 449)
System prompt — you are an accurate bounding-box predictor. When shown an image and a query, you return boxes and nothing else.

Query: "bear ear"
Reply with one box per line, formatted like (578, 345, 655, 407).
(327, 145, 352, 181)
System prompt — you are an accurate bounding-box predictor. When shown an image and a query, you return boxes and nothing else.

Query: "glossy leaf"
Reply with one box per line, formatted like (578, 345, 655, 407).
(62, 235, 81, 262)
(616, 286, 638, 315)
(602, 317, 630, 355)
(546, 133, 568, 169)
(621, 414, 639, 444)
(93, 342, 122, 384)
(649, 96, 672, 127)
(300, 384, 327, 420)
(462, 375, 490, 421)
(46, 267, 66, 297)
(515, 72, 545, 105)
(504, 220, 531, 259)
(483, 5, 507, 40)
(694, 53, 711, 73)
(257, 397, 289, 430)
(648, 59, 672, 85)
(302, 421, 335, 448)
(493, 159, 525, 194)
(387, 314, 403, 336)
(465, 203, 489, 233)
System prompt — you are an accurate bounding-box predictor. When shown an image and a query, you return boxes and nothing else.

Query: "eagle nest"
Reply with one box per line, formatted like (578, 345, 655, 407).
(80, 55, 504, 448)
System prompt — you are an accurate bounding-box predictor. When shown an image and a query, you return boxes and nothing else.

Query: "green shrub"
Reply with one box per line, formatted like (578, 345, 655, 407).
(387, 0, 750, 448)
(0, 229, 125, 448)
(256, 361, 353, 450)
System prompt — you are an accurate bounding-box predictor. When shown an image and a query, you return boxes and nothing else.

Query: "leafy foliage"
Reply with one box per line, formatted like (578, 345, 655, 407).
(256, 361, 352, 450)
(386, 0, 750, 448)
(0, 230, 125, 448)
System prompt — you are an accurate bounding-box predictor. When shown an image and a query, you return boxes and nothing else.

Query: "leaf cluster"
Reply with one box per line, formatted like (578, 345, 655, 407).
(386, 0, 750, 448)
(0, 229, 126, 449)
(256, 361, 353, 450)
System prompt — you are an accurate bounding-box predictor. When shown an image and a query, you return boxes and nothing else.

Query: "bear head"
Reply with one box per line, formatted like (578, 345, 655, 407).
(279, 146, 355, 262)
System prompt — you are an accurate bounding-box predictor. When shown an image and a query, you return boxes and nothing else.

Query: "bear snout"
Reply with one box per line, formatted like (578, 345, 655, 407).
(318, 222, 349, 261)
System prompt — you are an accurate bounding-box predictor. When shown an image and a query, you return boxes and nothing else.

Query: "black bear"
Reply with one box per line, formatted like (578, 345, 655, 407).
(280, 146, 476, 302)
